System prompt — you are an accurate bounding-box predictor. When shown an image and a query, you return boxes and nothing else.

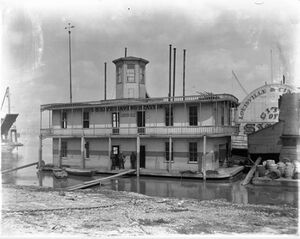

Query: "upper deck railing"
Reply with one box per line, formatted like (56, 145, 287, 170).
(40, 94, 239, 111)
(41, 125, 239, 138)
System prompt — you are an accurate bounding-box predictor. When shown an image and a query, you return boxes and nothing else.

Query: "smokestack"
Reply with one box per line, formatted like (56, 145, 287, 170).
(270, 49, 273, 84)
(168, 44, 172, 101)
(104, 62, 107, 100)
(283, 75, 285, 84)
(183, 49, 186, 99)
(125, 47, 127, 57)
(172, 48, 176, 101)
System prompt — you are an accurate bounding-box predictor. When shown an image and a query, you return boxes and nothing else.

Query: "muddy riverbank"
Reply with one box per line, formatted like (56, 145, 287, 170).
(1, 184, 298, 237)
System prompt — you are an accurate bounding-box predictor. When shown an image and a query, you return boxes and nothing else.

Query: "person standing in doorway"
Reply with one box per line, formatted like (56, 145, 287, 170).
(119, 152, 125, 169)
(130, 152, 136, 169)
(110, 150, 116, 170)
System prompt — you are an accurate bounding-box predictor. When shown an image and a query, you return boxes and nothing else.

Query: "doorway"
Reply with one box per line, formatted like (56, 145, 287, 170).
(140, 145, 146, 168)
(112, 145, 119, 155)
(137, 111, 145, 134)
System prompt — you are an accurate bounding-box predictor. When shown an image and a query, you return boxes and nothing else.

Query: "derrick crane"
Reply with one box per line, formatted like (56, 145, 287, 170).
(232, 70, 248, 96)
(1, 87, 10, 114)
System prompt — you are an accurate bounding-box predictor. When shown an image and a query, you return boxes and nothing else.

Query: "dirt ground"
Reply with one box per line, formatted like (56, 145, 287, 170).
(1, 184, 298, 237)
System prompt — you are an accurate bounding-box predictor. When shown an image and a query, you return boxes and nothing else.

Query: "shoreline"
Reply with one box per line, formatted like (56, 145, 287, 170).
(1, 184, 298, 237)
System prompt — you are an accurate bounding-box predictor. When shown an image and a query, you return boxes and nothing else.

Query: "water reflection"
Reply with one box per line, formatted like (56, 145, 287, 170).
(1, 147, 298, 207)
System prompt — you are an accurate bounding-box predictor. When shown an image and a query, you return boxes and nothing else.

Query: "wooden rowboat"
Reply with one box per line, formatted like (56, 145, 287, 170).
(64, 168, 95, 177)
(53, 168, 68, 179)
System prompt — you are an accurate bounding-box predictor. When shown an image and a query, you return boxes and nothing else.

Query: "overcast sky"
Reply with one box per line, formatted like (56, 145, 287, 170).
(1, 0, 300, 137)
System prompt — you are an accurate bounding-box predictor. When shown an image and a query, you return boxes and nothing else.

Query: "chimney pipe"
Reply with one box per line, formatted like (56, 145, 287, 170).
(125, 47, 127, 57)
(104, 62, 107, 100)
(172, 47, 176, 101)
(168, 44, 172, 101)
(183, 49, 186, 99)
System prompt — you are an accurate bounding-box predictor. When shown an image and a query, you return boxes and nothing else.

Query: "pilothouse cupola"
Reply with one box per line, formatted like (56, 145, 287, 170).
(112, 56, 149, 99)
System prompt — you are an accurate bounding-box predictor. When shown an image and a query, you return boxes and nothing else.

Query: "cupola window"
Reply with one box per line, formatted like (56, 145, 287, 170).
(127, 64, 135, 82)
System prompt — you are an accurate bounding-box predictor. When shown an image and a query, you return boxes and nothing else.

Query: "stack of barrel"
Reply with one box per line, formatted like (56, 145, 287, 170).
(256, 160, 299, 180)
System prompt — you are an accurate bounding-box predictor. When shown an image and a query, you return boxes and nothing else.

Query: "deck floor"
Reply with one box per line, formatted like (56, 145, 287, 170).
(94, 166, 244, 179)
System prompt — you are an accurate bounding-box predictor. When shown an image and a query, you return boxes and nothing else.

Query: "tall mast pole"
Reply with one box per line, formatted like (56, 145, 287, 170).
(183, 49, 186, 99)
(168, 44, 172, 101)
(65, 23, 75, 103)
(172, 47, 176, 101)
(270, 49, 273, 84)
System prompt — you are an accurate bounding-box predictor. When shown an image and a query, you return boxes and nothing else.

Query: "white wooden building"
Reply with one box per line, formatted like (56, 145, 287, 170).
(40, 56, 239, 175)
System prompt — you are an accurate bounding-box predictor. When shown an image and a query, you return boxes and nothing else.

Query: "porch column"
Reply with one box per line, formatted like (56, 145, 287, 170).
(14, 129, 17, 143)
(81, 136, 85, 169)
(202, 135, 207, 180)
(199, 102, 202, 126)
(38, 109, 43, 170)
(49, 110, 51, 129)
(168, 136, 172, 172)
(108, 136, 111, 169)
(216, 101, 218, 126)
(38, 134, 43, 170)
(137, 134, 140, 177)
(58, 137, 62, 167)
(198, 138, 201, 173)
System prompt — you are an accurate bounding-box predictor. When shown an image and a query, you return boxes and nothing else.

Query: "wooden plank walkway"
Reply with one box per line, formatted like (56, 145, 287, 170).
(1, 162, 38, 174)
(66, 169, 136, 191)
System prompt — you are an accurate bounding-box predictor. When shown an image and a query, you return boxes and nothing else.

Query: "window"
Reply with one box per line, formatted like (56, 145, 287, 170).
(137, 111, 145, 134)
(61, 141, 67, 157)
(128, 88, 134, 98)
(85, 141, 89, 158)
(165, 106, 173, 126)
(127, 64, 135, 82)
(83, 111, 89, 128)
(189, 106, 198, 126)
(221, 104, 225, 125)
(112, 145, 119, 155)
(139, 66, 145, 83)
(189, 142, 198, 162)
(165, 142, 174, 162)
(117, 65, 122, 83)
(61, 111, 67, 128)
(112, 112, 119, 128)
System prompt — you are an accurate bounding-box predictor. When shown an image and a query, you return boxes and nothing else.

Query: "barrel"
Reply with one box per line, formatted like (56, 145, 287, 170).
(266, 160, 275, 170)
(268, 163, 278, 172)
(277, 162, 285, 175)
(284, 163, 295, 179)
(266, 169, 281, 179)
(257, 165, 266, 177)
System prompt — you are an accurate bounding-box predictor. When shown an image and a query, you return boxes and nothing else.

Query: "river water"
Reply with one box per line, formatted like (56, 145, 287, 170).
(1, 138, 298, 207)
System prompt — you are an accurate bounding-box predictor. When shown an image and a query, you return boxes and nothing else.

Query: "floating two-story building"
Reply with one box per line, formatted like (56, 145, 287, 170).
(40, 55, 242, 178)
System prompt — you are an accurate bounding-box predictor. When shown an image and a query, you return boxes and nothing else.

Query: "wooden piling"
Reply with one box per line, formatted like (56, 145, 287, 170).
(81, 136, 85, 169)
(38, 134, 42, 170)
(241, 157, 262, 186)
(169, 136, 172, 172)
(137, 134, 140, 177)
(202, 135, 207, 180)
(58, 137, 62, 167)
(108, 136, 111, 169)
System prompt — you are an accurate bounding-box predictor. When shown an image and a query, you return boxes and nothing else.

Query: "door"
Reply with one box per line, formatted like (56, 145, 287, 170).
(85, 141, 90, 158)
(137, 111, 145, 134)
(219, 144, 227, 166)
(112, 145, 119, 156)
(140, 145, 146, 168)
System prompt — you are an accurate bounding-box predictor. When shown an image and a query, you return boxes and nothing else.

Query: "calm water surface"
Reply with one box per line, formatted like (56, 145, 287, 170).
(1, 138, 298, 207)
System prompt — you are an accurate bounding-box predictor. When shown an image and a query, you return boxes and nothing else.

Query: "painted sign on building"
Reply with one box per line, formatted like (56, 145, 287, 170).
(232, 83, 295, 149)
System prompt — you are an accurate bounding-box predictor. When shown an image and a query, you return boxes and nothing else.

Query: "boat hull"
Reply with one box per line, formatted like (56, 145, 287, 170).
(64, 168, 95, 177)
(53, 169, 68, 179)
